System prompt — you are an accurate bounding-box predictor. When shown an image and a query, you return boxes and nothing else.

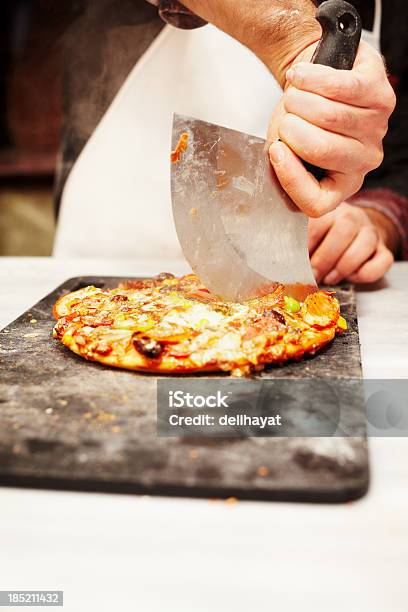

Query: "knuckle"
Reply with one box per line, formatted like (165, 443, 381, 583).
(377, 84, 397, 113)
(324, 106, 356, 131)
(357, 159, 369, 174)
(336, 201, 351, 215)
(321, 193, 341, 216)
(326, 79, 344, 100)
(339, 207, 358, 225)
(366, 226, 379, 247)
(314, 138, 334, 162)
(283, 87, 298, 111)
(339, 222, 357, 242)
(371, 146, 384, 170)
(374, 119, 390, 140)
(388, 88, 397, 112)
(356, 156, 371, 174)
(278, 113, 294, 138)
(342, 109, 358, 132)
(358, 147, 384, 173)
(351, 175, 365, 194)
(347, 74, 363, 99)
(304, 199, 323, 218)
(314, 260, 330, 276)
(341, 177, 364, 203)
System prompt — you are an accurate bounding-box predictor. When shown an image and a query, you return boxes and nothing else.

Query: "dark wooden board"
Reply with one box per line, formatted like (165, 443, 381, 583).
(0, 276, 368, 502)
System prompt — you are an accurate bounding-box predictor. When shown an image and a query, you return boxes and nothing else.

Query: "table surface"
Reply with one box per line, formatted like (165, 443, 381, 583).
(1, 257, 408, 612)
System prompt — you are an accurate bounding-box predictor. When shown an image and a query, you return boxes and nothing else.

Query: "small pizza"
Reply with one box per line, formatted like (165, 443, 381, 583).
(52, 273, 346, 376)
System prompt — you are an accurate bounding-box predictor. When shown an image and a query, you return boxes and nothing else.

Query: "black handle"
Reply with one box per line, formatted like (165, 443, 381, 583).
(303, 0, 362, 181)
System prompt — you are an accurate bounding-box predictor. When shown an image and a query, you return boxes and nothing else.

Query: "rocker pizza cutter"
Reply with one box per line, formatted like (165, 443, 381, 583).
(171, 0, 362, 301)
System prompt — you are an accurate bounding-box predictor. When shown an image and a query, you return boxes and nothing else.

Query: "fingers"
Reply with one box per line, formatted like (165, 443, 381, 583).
(277, 112, 381, 173)
(307, 203, 394, 286)
(269, 140, 322, 216)
(286, 62, 390, 109)
(308, 212, 334, 254)
(283, 87, 387, 141)
(322, 226, 378, 284)
(348, 243, 394, 284)
(286, 43, 396, 114)
(270, 107, 383, 216)
(269, 140, 363, 216)
(310, 214, 359, 282)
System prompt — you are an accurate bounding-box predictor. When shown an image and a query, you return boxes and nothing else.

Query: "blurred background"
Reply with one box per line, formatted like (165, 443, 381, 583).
(0, 0, 67, 255)
(0, 0, 165, 257)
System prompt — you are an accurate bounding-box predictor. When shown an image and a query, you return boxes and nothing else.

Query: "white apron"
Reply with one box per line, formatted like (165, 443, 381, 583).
(54, 3, 382, 259)
(53, 24, 278, 259)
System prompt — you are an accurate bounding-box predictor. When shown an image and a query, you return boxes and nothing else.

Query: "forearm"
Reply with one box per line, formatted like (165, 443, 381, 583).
(181, 0, 321, 86)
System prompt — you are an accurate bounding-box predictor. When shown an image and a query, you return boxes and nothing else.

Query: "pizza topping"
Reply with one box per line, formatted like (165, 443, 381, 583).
(121, 279, 155, 291)
(263, 309, 286, 325)
(112, 314, 155, 332)
(186, 288, 217, 302)
(75, 334, 87, 346)
(168, 344, 193, 358)
(132, 333, 163, 359)
(155, 272, 175, 281)
(242, 325, 262, 341)
(81, 316, 114, 327)
(301, 291, 339, 328)
(337, 316, 348, 331)
(94, 342, 113, 356)
(171, 132, 189, 163)
(284, 296, 301, 313)
(162, 303, 224, 331)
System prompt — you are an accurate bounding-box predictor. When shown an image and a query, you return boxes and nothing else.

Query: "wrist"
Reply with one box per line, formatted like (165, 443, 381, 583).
(244, 8, 321, 87)
(362, 207, 401, 254)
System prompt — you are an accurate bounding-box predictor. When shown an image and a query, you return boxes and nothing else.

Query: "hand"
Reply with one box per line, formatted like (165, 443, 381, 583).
(309, 202, 395, 285)
(268, 41, 396, 218)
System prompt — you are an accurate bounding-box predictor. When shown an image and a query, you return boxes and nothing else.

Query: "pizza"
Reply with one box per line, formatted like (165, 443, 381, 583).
(52, 273, 346, 376)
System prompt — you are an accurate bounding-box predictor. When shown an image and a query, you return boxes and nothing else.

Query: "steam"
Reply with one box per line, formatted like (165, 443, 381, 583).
(61, 0, 162, 161)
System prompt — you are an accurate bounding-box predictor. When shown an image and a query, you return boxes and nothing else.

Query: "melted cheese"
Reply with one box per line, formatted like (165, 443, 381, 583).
(162, 303, 225, 330)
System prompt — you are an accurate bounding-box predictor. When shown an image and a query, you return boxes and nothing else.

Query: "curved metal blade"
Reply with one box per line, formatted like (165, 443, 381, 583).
(171, 114, 317, 301)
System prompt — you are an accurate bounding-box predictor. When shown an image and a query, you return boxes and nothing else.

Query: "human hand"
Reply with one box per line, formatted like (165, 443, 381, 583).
(268, 41, 396, 218)
(309, 202, 395, 285)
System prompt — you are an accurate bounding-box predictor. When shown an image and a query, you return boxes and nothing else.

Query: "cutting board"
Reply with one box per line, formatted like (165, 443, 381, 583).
(0, 276, 368, 502)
